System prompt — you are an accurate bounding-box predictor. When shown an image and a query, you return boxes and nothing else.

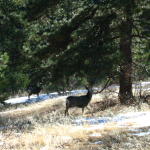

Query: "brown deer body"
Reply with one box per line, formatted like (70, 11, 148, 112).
(65, 87, 92, 116)
(27, 85, 41, 100)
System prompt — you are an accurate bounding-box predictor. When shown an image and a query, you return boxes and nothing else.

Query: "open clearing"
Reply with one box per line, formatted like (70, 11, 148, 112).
(0, 89, 150, 150)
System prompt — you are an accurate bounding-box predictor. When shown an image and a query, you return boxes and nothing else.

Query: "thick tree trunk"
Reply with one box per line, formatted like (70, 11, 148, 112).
(119, 15, 134, 104)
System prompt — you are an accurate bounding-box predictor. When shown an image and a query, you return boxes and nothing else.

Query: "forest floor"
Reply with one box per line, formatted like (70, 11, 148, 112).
(0, 88, 150, 150)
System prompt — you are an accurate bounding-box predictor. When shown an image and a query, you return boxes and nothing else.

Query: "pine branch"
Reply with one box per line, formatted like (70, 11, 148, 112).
(133, 62, 150, 76)
(25, 0, 61, 21)
(34, 5, 98, 59)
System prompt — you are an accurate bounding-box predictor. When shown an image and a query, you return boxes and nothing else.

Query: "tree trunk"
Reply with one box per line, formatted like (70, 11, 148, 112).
(119, 4, 134, 104)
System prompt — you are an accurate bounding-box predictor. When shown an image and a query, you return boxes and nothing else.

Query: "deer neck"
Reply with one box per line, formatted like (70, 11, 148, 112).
(87, 90, 92, 99)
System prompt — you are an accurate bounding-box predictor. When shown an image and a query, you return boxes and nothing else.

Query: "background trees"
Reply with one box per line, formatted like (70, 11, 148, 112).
(0, 0, 149, 104)
(0, 0, 29, 102)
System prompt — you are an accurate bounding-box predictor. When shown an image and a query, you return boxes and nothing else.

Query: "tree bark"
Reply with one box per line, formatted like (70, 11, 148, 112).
(119, 2, 134, 104)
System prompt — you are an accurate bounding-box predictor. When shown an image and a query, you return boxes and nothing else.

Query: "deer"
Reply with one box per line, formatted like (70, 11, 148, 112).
(65, 86, 93, 116)
(27, 84, 42, 100)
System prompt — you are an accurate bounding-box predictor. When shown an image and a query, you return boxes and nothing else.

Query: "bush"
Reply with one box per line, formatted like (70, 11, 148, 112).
(0, 93, 9, 104)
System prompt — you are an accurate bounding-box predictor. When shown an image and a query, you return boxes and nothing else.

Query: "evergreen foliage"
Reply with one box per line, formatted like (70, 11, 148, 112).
(0, 0, 149, 104)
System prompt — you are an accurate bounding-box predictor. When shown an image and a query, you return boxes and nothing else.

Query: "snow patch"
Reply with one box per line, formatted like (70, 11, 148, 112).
(131, 131, 150, 137)
(89, 133, 102, 137)
(4, 81, 150, 105)
(74, 112, 150, 135)
(0, 142, 4, 146)
(5, 94, 51, 104)
(93, 141, 103, 144)
(113, 112, 150, 128)
(4, 89, 87, 105)
(74, 117, 111, 125)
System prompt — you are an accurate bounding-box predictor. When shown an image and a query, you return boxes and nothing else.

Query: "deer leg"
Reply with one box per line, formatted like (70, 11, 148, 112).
(82, 107, 84, 114)
(37, 93, 40, 99)
(28, 94, 31, 100)
(86, 106, 94, 116)
(65, 107, 69, 116)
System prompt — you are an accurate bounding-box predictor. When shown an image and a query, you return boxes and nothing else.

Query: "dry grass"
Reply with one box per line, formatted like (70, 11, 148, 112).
(0, 96, 66, 117)
(1, 122, 150, 150)
(1, 92, 150, 150)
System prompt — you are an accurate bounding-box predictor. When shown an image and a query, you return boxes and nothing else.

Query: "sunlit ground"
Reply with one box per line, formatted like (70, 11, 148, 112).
(0, 84, 150, 150)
